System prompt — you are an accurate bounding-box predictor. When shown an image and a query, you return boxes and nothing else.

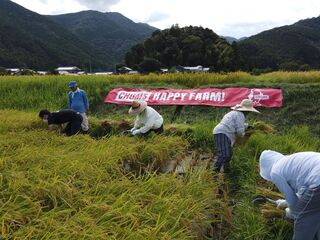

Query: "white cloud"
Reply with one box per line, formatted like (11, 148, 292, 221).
(10, 0, 320, 37)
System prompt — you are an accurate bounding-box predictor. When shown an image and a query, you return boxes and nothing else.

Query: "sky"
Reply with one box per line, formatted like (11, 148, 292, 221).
(10, 0, 320, 38)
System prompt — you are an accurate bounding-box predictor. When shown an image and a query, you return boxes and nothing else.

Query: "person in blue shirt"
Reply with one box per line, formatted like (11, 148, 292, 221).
(68, 81, 89, 132)
(259, 150, 320, 240)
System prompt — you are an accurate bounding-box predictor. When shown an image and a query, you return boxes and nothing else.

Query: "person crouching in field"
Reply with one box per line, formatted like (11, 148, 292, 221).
(68, 81, 89, 133)
(128, 100, 164, 136)
(39, 109, 83, 136)
(213, 99, 259, 172)
(259, 150, 320, 240)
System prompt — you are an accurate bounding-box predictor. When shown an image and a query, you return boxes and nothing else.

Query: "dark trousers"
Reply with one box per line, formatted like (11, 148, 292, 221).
(293, 186, 320, 240)
(214, 133, 232, 171)
(143, 124, 164, 137)
(63, 115, 83, 136)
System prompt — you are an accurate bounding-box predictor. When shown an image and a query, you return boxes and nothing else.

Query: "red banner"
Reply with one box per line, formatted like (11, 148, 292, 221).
(104, 88, 282, 107)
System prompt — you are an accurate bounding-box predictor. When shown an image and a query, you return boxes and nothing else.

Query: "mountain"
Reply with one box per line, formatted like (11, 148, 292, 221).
(222, 36, 238, 44)
(48, 11, 157, 64)
(238, 16, 320, 70)
(0, 0, 113, 70)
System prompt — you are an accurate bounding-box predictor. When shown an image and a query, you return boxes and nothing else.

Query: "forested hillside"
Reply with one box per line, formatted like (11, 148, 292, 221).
(0, 0, 112, 70)
(125, 25, 243, 72)
(48, 11, 157, 64)
(238, 16, 320, 71)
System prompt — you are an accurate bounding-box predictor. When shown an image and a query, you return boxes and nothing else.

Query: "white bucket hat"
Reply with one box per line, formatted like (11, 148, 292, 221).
(128, 100, 147, 115)
(231, 99, 260, 113)
(259, 150, 284, 181)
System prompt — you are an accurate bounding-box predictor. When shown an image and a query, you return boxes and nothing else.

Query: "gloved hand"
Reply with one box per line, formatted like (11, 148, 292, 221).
(130, 127, 136, 133)
(275, 199, 288, 209)
(132, 129, 140, 136)
(285, 207, 294, 220)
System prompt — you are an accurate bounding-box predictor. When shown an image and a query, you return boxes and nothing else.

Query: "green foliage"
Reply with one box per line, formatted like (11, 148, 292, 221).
(126, 25, 241, 71)
(49, 11, 156, 65)
(138, 58, 161, 73)
(238, 16, 320, 70)
(0, 0, 112, 70)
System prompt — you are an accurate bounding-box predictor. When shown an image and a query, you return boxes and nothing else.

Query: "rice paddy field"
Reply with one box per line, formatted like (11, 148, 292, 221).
(1, 72, 320, 239)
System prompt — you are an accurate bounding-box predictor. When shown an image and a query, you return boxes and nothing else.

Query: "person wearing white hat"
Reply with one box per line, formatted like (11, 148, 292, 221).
(259, 150, 320, 240)
(213, 99, 259, 172)
(128, 100, 164, 136)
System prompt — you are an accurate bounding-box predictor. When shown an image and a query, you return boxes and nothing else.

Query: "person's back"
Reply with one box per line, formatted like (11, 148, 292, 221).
(213, 99, 259, 172)
(259, 150, 320, 240)
(48, 109, 80, 125)
(137, 106, 163, 127)
(213, 110, 246, 145)
(272, 152, 320, 195)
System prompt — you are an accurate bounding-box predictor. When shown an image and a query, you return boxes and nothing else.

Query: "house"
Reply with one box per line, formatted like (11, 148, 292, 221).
(6, 68, 21, 75)
(117, 66, 133, 74)
(56, 66, 81, 75)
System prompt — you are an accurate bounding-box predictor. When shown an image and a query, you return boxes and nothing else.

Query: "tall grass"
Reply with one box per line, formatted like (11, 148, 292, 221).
(228, 126, 320, 239)
(0, 110, 228, 239)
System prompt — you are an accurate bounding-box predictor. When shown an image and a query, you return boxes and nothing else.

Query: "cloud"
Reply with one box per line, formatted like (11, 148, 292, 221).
(146, 12, 171, 23)
(218, 20, 294, 38)
(76, 0, 121, 11)
(38, 0, 121, 11)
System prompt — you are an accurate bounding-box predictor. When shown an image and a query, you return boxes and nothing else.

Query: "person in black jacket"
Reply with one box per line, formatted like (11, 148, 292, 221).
(39, 109, 83, 136)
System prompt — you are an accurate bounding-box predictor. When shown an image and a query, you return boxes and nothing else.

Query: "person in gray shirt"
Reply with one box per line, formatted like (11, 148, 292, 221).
(213, 99, 259, 172)
(260, 150, 320, 240)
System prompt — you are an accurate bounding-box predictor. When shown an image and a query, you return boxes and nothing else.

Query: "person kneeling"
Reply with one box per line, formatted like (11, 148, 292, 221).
(39, 109, 83, 136)
(128, 100, 163, 136)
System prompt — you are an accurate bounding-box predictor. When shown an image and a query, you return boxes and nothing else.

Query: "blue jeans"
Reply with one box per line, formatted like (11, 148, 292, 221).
(293, 186, 320, 240)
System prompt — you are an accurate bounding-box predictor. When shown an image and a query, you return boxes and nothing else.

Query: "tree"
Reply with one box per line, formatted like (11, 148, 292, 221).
(279, 61, 300, 71)
(125, 25, 236, 70)
(139, 58, 161, 73)
(0, 67, 8, 75)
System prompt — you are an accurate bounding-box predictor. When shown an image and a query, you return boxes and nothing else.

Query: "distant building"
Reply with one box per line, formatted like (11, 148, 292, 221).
(117, 66, 133, 74)
(160, 68, 169, 73)
(56, 66, 81, 75)
(176, 65, 209, 73)
(94, 72, 114, 75)
(6, 68, 36, 75)
(37, 71, 48, 75)
(6, 68, 21, 75)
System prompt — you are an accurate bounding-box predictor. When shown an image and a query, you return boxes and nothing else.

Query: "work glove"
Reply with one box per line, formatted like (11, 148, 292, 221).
(130, 127, 136, 133)
(275, 199, 288, 209)
(285, 208, 294, 220)
(132, 129, 140, 136)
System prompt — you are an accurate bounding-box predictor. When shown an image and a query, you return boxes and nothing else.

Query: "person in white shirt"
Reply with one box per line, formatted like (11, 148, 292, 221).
(129, 100, 164, 136)
(213, 99, 259, 172)
(259, 150, 320, 240)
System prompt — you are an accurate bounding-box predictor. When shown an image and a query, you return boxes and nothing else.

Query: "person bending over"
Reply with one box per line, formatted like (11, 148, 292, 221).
(39, 109, 83, 136)
(213, 99, 259, 172)
(259, 150, 320, 240)
(128, 100, 163, 136)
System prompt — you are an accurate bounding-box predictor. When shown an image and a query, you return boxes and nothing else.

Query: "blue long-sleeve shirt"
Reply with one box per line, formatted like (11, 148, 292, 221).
(68, 88, 89, 113)
(270, 152, 320, 209)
